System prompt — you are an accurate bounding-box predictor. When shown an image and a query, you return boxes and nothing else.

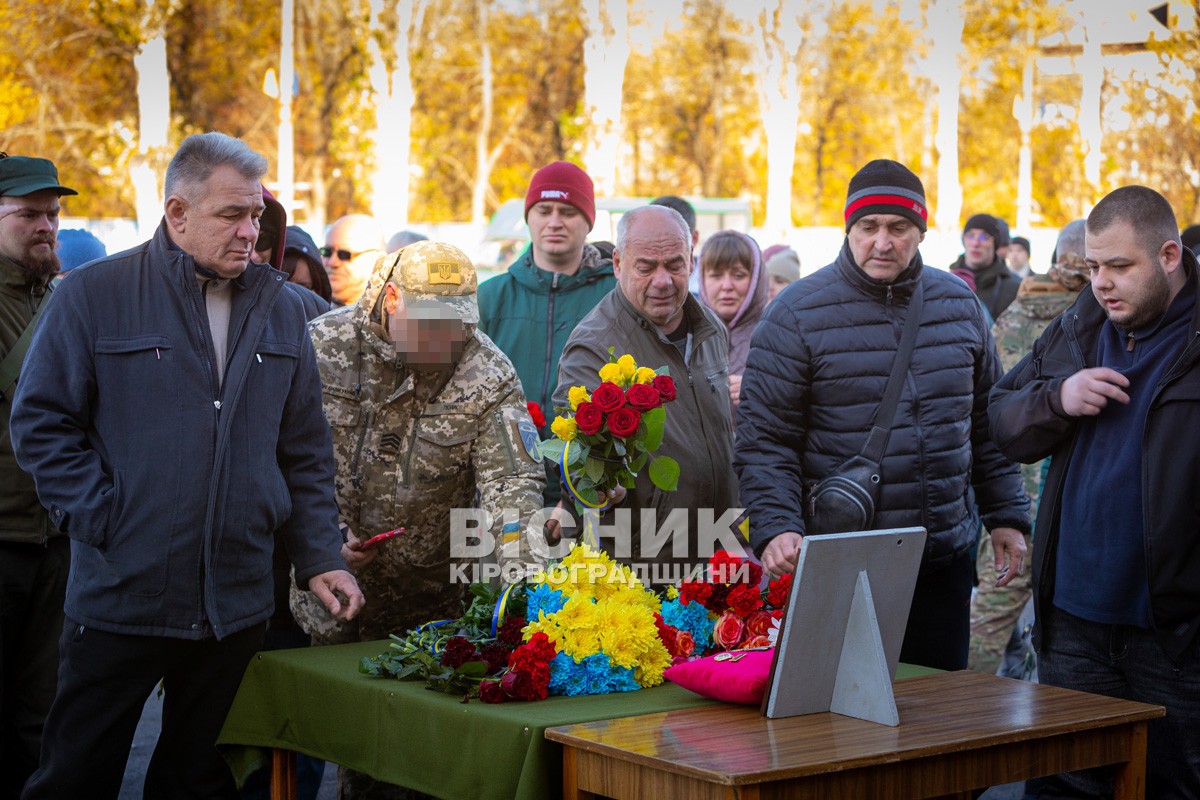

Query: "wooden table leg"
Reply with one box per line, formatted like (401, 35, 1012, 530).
(1113, 721, 1149, 800)
(562, 746, 598, 800)
(270, 748, 298, 800)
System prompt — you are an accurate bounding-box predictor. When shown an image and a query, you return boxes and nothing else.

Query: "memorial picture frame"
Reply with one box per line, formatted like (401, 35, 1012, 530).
(761, 527, 927, 726)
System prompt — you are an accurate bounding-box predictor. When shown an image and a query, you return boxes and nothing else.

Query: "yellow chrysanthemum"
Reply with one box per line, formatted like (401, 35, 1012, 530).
(665, 585, 680, 600)
(550, 415, 578, 441)
(616, 354, 638, 385)
(568, 385, 591, 411)
(597, 362, 622, 384)
(634, 367, 657, 385)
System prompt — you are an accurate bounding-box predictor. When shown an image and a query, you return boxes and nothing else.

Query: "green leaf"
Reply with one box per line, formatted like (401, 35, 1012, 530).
(584, 456, 605, 483)
(566, 441, 588, 468)
(628, 452, 648, 475)
(641, 407, 666, 451)
(456, 660, 489, 678)
(575, 485, 601, 506)
(648, 455, 680, 491)
(538, 438, 567, 465)
(612, 439, 626, 456)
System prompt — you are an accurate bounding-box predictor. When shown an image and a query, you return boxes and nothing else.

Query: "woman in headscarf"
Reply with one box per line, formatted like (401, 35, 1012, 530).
(698, 230, 768, 421)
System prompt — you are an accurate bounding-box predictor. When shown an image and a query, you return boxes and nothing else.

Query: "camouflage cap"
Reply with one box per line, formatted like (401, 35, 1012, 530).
(389, 240, 479, 323)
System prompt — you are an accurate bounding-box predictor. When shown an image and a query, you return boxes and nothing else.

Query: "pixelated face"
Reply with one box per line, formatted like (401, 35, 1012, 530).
(527, 200, 589, 265)
(768, 274, 790, 301)
(385, 285, 466, 368)
(1086, 220, 1175, 331)
(0, 189, 61, 277)
(848, 213, 924, 283)
(963, 227, 996, 270)
(165, 165, 264, 278)
(703, 260, 752, 323)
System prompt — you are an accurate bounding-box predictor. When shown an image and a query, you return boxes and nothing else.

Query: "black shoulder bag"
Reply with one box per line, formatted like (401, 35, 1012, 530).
(804, 281, 924, 535)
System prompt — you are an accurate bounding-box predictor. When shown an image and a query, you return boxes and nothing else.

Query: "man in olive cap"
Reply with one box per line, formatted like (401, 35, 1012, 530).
(0, 154, 76, 796)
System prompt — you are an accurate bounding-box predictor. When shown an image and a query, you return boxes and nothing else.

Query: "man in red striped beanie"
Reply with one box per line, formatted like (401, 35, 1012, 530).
(735, 158, 1030, 673)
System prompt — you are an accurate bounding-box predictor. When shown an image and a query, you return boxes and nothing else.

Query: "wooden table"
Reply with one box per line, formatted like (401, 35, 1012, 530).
(545, 670, 1164, 800)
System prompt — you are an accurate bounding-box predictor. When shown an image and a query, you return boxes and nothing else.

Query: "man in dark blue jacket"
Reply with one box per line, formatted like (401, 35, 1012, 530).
(736, 159, 1029, 671)
(990, 186, 1200, 798)
(10, 133, 363, 800)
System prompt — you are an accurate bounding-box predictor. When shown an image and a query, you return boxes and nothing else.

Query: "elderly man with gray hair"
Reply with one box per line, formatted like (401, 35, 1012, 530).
(553, 204, 741, 585)
(11, 132, 362, 799)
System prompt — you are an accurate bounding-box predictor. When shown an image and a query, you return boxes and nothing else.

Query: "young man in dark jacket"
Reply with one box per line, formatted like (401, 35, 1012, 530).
(990, 185, 1200, 798)
(950, 212, 1022, 320)
(10, 133, 363, 800)
(0, 154, 76, 799)
(477, 162, 615, 508)
(736, 160, 1029, 672)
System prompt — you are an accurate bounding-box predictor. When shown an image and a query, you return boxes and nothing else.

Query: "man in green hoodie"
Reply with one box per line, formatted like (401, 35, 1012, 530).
(0, 154, 76, 798)
(477, 162, 615, 508)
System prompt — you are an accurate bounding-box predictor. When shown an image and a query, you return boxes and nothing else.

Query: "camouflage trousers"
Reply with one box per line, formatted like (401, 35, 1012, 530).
(968, 529, 1033, 674)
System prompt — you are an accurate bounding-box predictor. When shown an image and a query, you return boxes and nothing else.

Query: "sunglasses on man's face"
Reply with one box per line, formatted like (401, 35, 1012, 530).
(320, 246, 359, 261)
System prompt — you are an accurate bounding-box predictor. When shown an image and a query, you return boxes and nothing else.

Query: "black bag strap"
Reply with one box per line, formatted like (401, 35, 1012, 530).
(860, 280, 924, 463)
(0, 277, 56, 400)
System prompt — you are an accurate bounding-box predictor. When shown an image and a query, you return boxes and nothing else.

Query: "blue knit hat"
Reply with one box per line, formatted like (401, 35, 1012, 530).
(57, 228, 106, 271)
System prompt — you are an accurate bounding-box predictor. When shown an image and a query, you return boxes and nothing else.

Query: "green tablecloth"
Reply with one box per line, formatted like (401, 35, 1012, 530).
(217, 640, 717, 800)
(217, 640, 940, 800)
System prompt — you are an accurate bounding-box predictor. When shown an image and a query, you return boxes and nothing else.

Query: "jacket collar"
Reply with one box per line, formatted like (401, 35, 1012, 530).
(0, 253, 54, 298)
(833, 238, 923, 302)
(509, 244, 613, 293)
(153, 219, 257, 292)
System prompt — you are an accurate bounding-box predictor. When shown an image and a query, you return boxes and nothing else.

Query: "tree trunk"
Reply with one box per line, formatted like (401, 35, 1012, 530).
(928, 0, 964, 233)
(471, 0, 494, 224)
(132, 0, 170, 237)
(368, 0, 417, 229)
(581, 0, 630, 196)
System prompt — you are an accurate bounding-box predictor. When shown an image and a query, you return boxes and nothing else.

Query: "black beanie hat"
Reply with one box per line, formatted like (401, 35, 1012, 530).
(844, 159, 928, 232)
(963, 213, 1000, 242)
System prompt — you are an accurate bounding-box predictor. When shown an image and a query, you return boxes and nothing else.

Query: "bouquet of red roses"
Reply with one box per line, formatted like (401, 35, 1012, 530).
(540, 351, 680, 511)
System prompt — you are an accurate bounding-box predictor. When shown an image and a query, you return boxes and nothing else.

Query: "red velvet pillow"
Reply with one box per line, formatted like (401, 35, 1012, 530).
(664, 649, 774, 704)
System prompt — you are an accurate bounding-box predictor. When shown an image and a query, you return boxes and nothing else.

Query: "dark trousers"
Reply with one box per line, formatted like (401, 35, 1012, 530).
(1029, 605, 1200, 800)
(0, 538, 69, 800)
(21, 617, 264, 800)
(899, 550, 974, 671)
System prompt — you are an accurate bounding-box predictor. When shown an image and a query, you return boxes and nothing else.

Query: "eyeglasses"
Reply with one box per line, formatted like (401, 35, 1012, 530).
(964, 231, 994, 243)
(320, 246, 360, 261)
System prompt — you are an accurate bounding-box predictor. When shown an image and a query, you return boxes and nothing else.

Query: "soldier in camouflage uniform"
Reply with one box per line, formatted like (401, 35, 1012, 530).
(292, 241, 548, 797)
(969, 221, 1090, 674)
(291, 240, 546, 641)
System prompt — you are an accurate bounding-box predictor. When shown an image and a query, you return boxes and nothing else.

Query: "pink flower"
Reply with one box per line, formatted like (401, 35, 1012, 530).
(712, 611, 746, 650)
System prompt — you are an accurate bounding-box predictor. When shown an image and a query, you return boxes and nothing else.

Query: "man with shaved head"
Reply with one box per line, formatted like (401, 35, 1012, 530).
(991, 185, 1200, 797)
(323, 213, 385, 306)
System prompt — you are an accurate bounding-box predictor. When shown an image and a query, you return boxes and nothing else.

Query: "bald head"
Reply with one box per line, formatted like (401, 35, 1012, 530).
(324, 214, 384, 306)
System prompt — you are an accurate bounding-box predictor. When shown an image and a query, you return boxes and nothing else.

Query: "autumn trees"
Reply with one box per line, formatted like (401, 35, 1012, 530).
(1, 0, 1196, 231)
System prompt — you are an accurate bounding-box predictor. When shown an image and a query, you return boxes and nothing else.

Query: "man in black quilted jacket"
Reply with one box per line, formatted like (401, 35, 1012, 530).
(734, 159, 1030, 671)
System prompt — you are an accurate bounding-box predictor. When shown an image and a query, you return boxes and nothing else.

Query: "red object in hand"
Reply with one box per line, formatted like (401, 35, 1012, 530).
(361, 527, 404, 549)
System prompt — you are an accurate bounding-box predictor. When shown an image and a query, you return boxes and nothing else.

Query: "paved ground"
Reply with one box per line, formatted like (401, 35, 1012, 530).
(118, 691, 1022, 799)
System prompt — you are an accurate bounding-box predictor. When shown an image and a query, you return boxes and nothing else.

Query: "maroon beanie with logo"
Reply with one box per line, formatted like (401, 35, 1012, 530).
(524, 161, 596, 230)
